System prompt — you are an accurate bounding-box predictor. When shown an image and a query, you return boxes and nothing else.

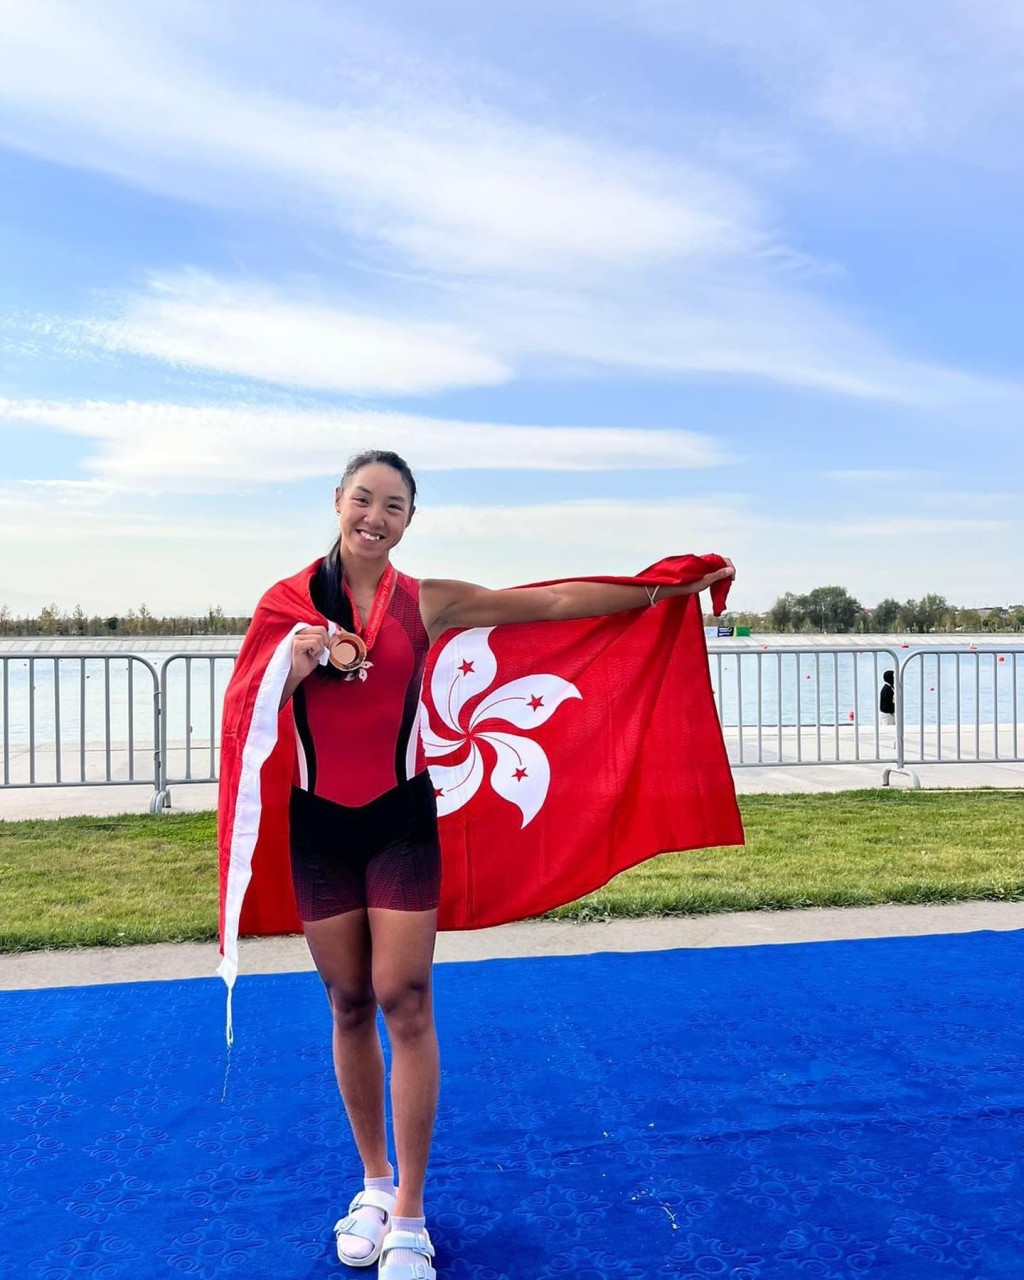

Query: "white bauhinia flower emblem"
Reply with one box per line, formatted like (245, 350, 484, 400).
(421, 628, 582, 827)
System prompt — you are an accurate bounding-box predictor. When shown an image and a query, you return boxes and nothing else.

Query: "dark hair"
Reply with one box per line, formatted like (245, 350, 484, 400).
(313, 450, 418, 632)
(883, 669, 894, 683)
(340, 449, 417, 507)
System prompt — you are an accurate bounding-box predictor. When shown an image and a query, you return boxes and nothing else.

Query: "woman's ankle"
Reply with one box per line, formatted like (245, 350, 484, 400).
(392, 1194, 424, 1218)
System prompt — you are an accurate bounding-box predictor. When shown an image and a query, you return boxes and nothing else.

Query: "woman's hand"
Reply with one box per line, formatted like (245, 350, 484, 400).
(702, 557, 735, 588)
(280, 626, 328, 708)
(292, 626, 328, 674)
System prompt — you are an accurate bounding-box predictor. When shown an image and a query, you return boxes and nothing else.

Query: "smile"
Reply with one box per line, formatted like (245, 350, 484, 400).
(357, 530, 384, 542)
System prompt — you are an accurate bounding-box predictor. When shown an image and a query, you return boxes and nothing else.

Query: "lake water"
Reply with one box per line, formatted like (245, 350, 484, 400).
(1, 640, 1022, 754)
(708, 646, 1022, 728)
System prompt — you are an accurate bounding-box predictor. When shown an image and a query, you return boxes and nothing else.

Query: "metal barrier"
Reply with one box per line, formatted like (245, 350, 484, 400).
(706, 644, 906, 770)
(0, 653, 160, 791)
(897, 647, 1023, 771)
(2, 643, 1022, 809)
(152, 654, 236, 813)
(706, 642, 1024, 788)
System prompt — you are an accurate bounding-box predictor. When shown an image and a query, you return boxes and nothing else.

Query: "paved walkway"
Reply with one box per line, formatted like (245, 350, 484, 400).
(2, 755, 1019, 993)
(3, 901, 1023, 991)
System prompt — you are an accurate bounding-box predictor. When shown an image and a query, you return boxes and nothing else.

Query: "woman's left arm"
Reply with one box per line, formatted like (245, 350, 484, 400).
(420, 560, 735, 642)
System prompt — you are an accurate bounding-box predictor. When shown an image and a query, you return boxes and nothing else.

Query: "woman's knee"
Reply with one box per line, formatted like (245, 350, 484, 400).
(325, 980, 377, 1033)
(376, 977, 433, 1042)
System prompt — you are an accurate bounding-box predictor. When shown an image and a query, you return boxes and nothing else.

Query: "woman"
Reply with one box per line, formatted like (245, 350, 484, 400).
(222, 448, 736, 1280)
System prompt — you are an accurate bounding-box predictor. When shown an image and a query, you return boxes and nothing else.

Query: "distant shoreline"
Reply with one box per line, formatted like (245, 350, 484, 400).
(1, 632, 1020, 656)
(0, 636, 244, 654)
(706, 633, 1022, 649)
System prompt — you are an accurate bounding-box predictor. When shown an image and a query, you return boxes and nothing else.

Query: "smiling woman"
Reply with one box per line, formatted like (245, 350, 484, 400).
(217, 446, 740, 1280)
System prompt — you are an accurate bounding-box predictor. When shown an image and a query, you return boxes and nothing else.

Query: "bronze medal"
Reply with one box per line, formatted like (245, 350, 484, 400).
(328, 631, 367, 672)
(335, 563, 396, 681)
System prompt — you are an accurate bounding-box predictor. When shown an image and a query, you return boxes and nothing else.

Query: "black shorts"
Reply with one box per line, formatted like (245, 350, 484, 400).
(288, 772, 441, 921)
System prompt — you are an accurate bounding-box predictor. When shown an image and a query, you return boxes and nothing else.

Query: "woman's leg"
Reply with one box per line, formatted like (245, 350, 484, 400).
(303, 908, 391, 1178)
(368, 907, 439, 1217)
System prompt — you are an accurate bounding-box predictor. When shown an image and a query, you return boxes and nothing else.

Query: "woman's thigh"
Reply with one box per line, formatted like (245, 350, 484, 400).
(368, 909, 438, 1013)
(304, 909, 375, 1009)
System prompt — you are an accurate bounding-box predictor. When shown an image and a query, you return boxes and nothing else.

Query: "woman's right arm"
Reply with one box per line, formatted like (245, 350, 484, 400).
(279, 626, 329, 708)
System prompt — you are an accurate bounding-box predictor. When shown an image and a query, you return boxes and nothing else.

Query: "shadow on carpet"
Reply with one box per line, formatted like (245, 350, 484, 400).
(2, 931, 1024, 1279)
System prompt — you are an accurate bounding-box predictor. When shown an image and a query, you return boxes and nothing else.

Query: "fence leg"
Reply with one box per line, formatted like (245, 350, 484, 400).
(881, 767, 921, 790)
(149, 788, 172, 813)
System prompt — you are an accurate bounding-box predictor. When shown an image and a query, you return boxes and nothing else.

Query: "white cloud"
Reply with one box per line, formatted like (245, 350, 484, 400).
(35, 263, 1024, 410)
(3, 2, 1018, 407)
(0, 484, 755, 613)
(0, 495, 316, 616)
(0, 397, 729, 491)
(468, 279, 1022, 406)
(826, 517, 1009, 537)
(1, 477, 1017, 615)
(0, 479, 294, 548)
(77, 272, 508, 396)
(599, 0, 1024, 156)
(0, 0, 755, 282)
(411, 497, 748, 558)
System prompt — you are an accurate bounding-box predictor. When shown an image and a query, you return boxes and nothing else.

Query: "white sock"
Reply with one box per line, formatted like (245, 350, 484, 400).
(384, 1215, 429, 1271)
(336, 1167, 394, 1261)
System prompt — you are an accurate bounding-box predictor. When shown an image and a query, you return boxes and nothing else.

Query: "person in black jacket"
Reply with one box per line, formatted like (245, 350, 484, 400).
(879, 669, 896, 725)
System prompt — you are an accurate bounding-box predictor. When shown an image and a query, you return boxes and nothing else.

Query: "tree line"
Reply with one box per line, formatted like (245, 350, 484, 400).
(708, 585, 1024, 634)
(2, 585, 1022, 637)
(0, 603, 250, 637)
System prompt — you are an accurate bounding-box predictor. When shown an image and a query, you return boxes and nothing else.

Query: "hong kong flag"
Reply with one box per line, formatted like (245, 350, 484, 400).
(218, 554, 743, 1006)
(427, 556, 744, 930)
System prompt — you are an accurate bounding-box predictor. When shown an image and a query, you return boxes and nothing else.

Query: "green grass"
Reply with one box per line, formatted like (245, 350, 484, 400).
(0, 790, 1021, 951)
(0, 811, 218, 951)
(554, 789, 1024, 919)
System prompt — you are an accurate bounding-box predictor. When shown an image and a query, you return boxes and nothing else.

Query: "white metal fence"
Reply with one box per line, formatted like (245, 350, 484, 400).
(157, 653, 236, 809)
(1, 653, 161, 793)
(1, 643, 1022, 809)
(898, 648, 1023, 768)
(706, 642, 1024, 788)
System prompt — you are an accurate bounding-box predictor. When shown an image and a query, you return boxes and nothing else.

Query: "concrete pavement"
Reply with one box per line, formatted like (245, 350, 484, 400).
(3, 901, 1023, 992)
(2, 750, 1019, 993)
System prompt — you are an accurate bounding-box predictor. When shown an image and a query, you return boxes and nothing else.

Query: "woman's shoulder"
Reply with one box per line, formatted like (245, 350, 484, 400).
(256, 558, 325, 613)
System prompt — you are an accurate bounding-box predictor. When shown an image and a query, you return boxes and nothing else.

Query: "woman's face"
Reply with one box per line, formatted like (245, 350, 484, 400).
(335, 463, 414, 563)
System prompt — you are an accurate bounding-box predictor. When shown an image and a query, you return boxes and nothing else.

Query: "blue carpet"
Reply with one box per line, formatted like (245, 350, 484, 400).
(2, 932, 1023, 1279)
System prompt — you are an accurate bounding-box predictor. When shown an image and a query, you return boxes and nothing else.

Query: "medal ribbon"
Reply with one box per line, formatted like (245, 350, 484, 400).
(344, 562, 396, 654)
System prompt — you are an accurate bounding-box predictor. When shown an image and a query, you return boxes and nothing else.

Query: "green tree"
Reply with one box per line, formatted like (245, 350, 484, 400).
(871, 598, 901, 632)
(768, 593, 797, 631)
(981, 607, 1007, 633)
(956, 608, 982, 632)
(900, 594, 950, 633)
(37, 604, 61, 635)
(802, 585, 864, 633)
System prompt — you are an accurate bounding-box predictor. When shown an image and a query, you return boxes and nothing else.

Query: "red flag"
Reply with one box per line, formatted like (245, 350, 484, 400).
(423, 559, 743, 930)
(218, 556, 742, 991)
(217, 562, 323, 992)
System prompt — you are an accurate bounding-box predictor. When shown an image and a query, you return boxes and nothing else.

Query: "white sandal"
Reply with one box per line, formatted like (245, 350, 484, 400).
(378, 1227, 436, 1280)
(333, 1187, 397, 1267)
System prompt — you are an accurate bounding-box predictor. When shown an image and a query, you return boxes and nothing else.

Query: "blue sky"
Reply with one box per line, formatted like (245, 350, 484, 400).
(0, 0, 1021, 615)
